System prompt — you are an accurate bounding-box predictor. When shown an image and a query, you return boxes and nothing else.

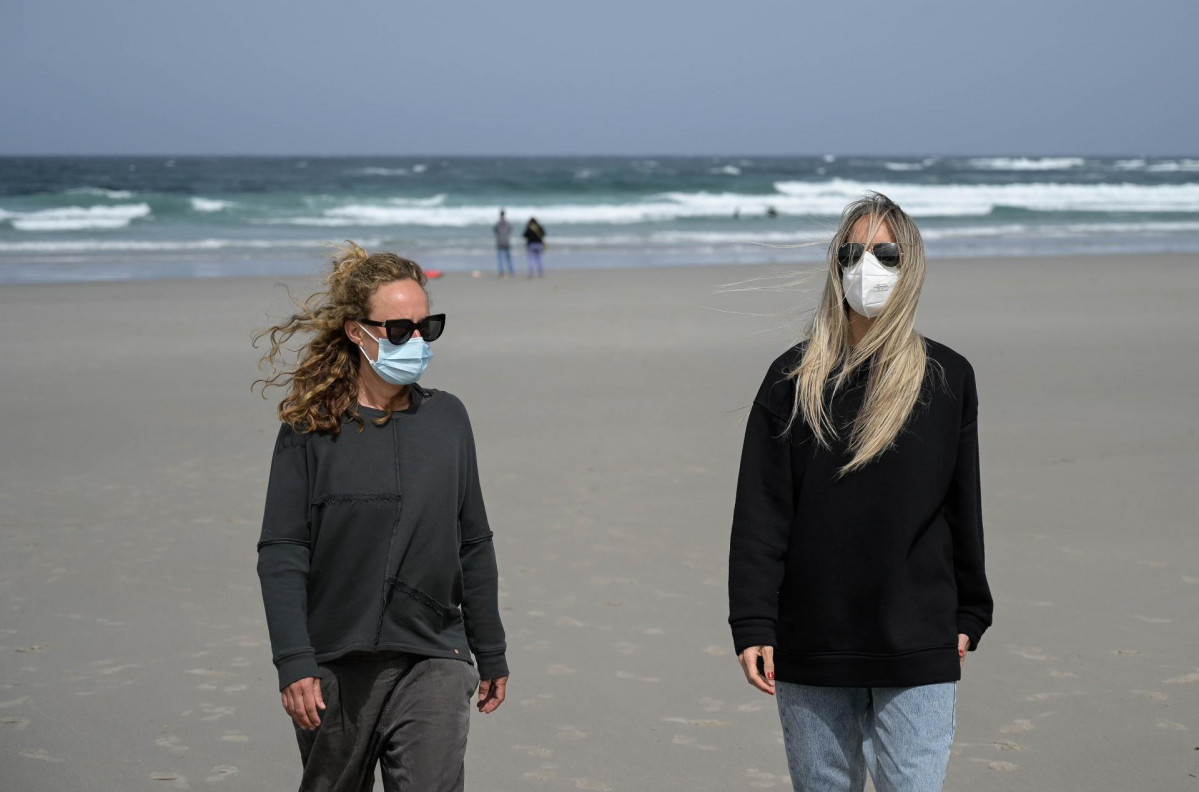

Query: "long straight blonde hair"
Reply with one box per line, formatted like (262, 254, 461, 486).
(788, 193, 933, 474)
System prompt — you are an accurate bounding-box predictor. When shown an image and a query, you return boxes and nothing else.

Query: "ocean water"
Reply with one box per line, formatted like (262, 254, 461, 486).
(2, 155, 1198, 282)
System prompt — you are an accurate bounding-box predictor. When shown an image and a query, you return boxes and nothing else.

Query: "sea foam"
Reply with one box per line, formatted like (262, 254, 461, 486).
(190, 197, 232, 212)
(967, 157, 1086, 171)
(2, 203, 151, 231)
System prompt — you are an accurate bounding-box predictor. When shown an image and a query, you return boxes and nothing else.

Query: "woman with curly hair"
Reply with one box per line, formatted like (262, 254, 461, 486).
(254, 243, 507, 792)
(728, 194, 993, 791)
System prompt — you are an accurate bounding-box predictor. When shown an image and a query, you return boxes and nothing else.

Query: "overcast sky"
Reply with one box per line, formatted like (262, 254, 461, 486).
(1, 0, 1194, 156)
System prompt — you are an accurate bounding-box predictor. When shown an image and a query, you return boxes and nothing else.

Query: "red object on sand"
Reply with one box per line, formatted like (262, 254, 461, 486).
(426, 269, 443, 279)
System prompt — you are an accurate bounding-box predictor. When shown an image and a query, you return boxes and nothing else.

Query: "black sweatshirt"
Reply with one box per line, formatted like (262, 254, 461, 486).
(728, 339, 993, 687)
(257, 387, 508, 691)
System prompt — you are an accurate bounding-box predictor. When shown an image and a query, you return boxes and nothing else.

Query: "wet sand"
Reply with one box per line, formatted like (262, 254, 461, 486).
(1, 254, 1196, 790)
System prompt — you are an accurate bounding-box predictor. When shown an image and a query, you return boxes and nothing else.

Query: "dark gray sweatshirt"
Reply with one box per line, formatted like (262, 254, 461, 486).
(257, 387, 508, 691)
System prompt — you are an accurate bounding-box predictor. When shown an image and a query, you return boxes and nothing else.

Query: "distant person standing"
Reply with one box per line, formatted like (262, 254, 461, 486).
(523, 217, 546, 278)
(493, 210, 514, 278)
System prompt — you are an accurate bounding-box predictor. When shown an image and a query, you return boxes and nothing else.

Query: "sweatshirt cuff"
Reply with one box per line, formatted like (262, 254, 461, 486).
(275, 650, 319, 691)
(475, 651, 509, 680)
(956, 615, 987, 652)
(731, 623, 777, 656)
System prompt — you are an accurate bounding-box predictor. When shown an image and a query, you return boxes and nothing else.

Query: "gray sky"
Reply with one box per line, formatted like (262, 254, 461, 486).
(2, 0, 1194, 156)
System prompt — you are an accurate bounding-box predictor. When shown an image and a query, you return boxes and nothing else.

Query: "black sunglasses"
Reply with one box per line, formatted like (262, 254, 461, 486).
(360, 313, 446, 345)
(837, 242, 901, 269)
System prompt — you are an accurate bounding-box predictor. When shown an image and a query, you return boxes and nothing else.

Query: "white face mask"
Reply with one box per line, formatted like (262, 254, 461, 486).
(841, 251, 899, 318)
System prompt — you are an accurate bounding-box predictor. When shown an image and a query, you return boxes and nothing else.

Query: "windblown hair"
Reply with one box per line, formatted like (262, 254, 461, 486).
(788, 192, 933, 474)
(253, 242, 428, 435)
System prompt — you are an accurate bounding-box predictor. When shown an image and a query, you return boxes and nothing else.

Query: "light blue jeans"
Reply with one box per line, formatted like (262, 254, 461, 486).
(775, 681, 956, 792)
(496, 246, 513, 276)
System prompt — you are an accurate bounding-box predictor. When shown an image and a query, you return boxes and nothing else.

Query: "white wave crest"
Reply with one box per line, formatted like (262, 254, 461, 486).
(65, 187, 135, 199)
(772, 178, 1199, 215)
(884, 162, 924, 172)
(1146, 159, 1199, 173)
(248, 177, 1199, 229)
(358, 167, 410, 176)
(2, 203, 152, 232)
(711, 165, 742, 176)
(967, 157, 1085, 171)
(0, 237, 363, 253)
(190, 197, 232, 212)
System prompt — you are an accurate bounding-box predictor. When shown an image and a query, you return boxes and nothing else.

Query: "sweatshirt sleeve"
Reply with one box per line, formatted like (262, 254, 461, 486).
(728, 370, 796, 655)
(945, 364, 994, 651)
(457, 414, 509, 680)
(256, 424, 319, 690)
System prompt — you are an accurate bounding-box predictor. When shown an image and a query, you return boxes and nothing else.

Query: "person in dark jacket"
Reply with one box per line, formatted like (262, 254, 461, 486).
(728, 193, 993, 792)
(523, 217, 546, 278)
(254, 242, 508, 792)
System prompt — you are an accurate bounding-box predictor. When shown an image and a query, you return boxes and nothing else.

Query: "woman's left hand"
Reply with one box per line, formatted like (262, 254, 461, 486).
(958, 634, 971, 668)
(477, 676, 507, 714)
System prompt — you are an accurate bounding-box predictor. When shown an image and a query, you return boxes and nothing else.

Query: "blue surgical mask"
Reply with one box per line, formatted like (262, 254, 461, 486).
(357, 323, 433, 386)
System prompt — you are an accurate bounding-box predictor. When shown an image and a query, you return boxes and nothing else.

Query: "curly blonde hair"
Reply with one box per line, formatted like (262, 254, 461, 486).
(254, 242, 428, 435)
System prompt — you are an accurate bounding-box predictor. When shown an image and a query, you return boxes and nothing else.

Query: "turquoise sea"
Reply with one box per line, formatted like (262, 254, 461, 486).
(2, 155, 1198, 282)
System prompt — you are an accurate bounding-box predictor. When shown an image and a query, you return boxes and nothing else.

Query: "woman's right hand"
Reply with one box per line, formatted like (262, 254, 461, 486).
(282, 676, 326, 730)
(738, 646, 775, 695)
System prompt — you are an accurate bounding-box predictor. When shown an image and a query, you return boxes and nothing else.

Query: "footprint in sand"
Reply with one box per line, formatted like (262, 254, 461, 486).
(1111, 649, 1141, 655)
(0, 696, 31, 710)
(150, 772, 190, 789)
(1157, 721, 1188, 731)
(1027, 692, 1079, 702)
(547, 665, 575, 677)
(744, 768, 786, 788)
(615, 670, 660, 683)
(513, 745, 553, 758)
(662, 717, 730, 727)
(156, 736, 189, 756)
(641, 627, 665, 635)
(991, 741, 1024, 751)
(670, 733, 717, 750)
(572, 778, 613, 790)
(524, 640, 551, 652)
(204, 766, 238, 783)
(20, 748, 64, 763)
(614, 642, 638, 655)
(0, 716, 30, 730)
(524, 769, 557, 781)
(199, 704, 235, 721)
(1008, 646, 1049, 661)
(999, 719, 1035, 734)
(1135, 615, 1173, 624)
(220, 732, 249, 743)
(1163, 671, 1199, 684)
(1135, 690, 1168, 701)
(703, 645, 730, 656)
(698, 697, 725, 712)
(1049, 670, 1078, 678)
(519, 694, 555, 709)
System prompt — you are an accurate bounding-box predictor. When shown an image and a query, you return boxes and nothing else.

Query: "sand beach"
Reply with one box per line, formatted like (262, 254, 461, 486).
(1, 253, 1196, 790)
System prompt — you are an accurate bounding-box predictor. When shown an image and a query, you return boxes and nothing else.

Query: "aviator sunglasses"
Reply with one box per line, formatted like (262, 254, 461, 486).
(837, 242, 901, 269)
(359, 313, 446, 345)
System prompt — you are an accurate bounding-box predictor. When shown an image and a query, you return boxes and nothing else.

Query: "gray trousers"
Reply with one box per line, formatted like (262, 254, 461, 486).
(294, 653, 479, 792)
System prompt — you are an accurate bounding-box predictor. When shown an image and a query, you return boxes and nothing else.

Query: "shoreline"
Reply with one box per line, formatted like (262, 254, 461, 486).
(1, 249, 1195, 288)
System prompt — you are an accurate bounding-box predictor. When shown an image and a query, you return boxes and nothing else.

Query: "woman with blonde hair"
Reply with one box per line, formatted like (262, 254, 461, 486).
(254, 243, 507, 791)
(728, 193, 992, 791)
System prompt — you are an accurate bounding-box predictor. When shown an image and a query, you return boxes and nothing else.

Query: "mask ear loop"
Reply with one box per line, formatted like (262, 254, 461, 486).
(355, 322, 378, 363)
